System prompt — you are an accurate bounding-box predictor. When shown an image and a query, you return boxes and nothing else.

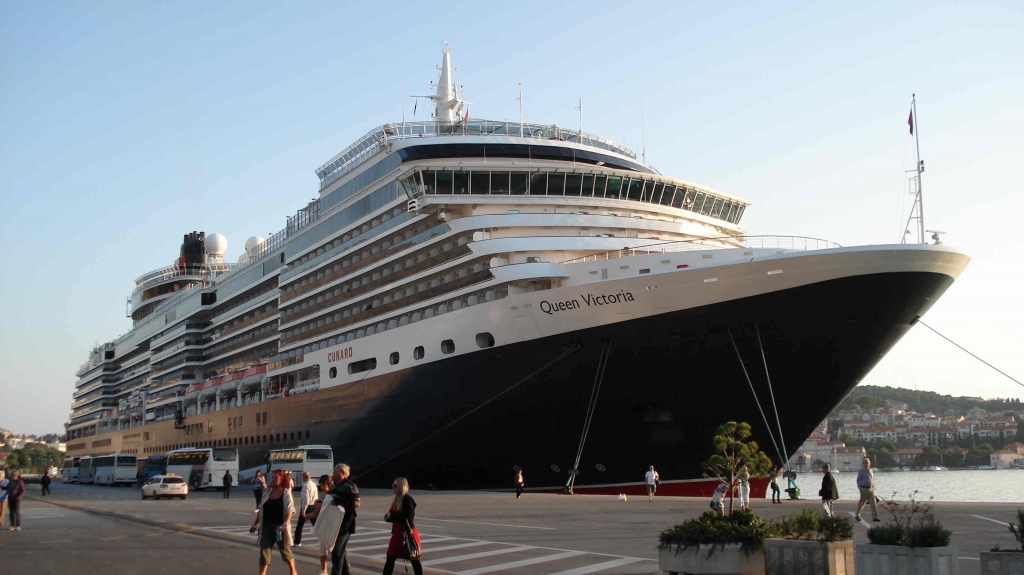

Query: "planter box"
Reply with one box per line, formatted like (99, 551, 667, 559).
(659, 543, 764, 575)
(855, 543, 959, 575)
(979, 551, 1024, 574)
(763, 538, 854, 575)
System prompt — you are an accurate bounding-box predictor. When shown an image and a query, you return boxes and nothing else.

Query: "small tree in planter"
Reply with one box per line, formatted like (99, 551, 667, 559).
(980, 508, 1024, 574)
(764, 509, 854, 575)
(702, 421, 772, 515)
(856, 491, 958, 575)
(658, 422, 775, 574)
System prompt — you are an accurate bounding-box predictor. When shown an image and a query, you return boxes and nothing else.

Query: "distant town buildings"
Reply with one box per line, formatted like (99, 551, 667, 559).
(834, 404, 1018, 449)
(990, 442, 1024, 469)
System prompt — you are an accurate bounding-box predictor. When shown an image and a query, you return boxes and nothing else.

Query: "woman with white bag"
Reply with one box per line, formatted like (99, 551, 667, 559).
(310, 476, 345, 575)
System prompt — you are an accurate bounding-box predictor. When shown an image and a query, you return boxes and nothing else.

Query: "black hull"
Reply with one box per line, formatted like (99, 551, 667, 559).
(278, 270, 952, 489)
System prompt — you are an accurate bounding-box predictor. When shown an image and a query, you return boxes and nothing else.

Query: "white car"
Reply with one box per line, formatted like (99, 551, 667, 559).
(141, 475, 189, 500)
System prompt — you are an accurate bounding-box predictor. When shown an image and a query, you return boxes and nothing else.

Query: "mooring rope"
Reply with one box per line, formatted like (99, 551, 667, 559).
(755, 325, 790, 467)
(567, 338, 612, 492)
(357, 342, 583, 479)
(727, 328, 786, 467)
(919, 321, 1022, 388)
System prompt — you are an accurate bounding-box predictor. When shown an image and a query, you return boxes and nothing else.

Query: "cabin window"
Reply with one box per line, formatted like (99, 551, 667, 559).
(348, 358, 377, 374)
(453, 171, 469, 194)
(529, 173, 546, 195)
(329, 367, 337, 379)
(491, 171, 510, 194)
(414, 346, 425, 360)
(471, 171, 489, 195)
(390, 352, 400, 365)
(564, 174, 582, 196)
(546, 173, 565, 195)
(476, 333, 495, 348)
(510, 172, 528, 195)
(441, 339, 455, 354)
(436, 170, 454, 194)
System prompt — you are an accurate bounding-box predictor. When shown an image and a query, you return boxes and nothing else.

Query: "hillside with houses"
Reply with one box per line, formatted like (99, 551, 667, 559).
(785, 386, 1023, 471)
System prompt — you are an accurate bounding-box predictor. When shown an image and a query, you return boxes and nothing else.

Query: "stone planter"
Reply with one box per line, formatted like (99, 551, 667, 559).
(979, 551, 1024, 574)
(855, 543, 959, 575)
(659, 543, 764, 575)
(763, 538, 854, 575)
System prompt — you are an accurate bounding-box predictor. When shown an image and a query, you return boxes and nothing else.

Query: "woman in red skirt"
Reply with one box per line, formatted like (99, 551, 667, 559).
(383, 477, 422, 575)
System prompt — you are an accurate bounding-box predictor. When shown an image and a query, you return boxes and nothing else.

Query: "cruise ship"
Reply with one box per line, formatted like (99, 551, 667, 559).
(66, 47, 970, 494)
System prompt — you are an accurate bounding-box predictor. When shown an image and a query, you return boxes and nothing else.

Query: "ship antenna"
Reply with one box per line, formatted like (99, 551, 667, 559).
(575, 93, 585, 138)
(641, 101, 647, 166)
(901, 94, 927, 244)
(516, 82, 525, 137)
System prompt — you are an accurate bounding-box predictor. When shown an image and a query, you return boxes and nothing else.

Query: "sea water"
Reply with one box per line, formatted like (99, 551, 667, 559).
(780, 468, 1024, 503)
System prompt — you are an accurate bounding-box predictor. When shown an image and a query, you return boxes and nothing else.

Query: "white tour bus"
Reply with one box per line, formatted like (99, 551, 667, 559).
(62, 456, 81, 483)
(93, 454, 138, 486)
(165, 447, 239, 489)
(78, 456, 97, 484)
(266, 445, 334, 481)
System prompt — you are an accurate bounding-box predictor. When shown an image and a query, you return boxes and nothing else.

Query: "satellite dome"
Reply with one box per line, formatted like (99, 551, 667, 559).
(205, 233, 228, 258)
(244, 236, 266, 253)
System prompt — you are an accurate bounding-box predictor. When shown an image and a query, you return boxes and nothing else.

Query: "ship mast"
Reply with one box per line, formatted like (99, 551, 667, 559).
(905, 94, 926, 244)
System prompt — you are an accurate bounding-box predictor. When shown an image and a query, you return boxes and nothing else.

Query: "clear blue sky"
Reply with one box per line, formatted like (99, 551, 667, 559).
(2, 2, 1022, 435)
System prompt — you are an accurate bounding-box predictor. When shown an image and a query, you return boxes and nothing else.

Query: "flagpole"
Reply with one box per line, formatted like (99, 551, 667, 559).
(912, 94, 925, 244)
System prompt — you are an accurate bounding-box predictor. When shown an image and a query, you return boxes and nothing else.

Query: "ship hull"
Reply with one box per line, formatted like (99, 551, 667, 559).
(70, 268, 953, 492)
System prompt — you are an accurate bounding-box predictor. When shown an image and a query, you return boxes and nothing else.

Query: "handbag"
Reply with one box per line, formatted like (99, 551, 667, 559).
(402, 519, 421, 560)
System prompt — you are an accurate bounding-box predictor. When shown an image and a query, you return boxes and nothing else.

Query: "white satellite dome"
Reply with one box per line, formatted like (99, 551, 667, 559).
(205, 233, 228, 258)
(244, 236, 266, 253)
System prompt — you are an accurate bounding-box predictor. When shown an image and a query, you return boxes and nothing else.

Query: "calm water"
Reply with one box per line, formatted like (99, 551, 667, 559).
(779, 469, 1024, 503)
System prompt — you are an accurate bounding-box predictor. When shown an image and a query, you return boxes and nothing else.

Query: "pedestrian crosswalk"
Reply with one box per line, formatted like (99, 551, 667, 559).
(198, 523, 654, 574)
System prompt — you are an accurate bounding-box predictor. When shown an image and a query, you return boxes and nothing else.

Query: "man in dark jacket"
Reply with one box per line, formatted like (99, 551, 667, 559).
(41, 472, 52, 496)
(818, 464, 838, 517)
(4, 470, 26, 531)
(222, 470, 232, 499)
(328, 463, 360, 575)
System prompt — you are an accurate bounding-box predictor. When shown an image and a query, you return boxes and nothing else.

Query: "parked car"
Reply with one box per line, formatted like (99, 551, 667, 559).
(141, 474, 188, 500)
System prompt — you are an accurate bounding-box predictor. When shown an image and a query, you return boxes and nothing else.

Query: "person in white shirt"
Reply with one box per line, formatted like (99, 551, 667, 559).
(293, 471, 320, 547)
(710, 480, 728, 515)
(644, 466, 660, 501)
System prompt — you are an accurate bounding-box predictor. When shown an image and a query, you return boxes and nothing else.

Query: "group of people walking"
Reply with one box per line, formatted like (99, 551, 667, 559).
(248, 463, 420, 575)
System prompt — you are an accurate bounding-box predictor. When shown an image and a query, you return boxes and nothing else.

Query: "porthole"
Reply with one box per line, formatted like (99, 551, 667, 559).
(441, 339, 455, 354)
(413, 346, 424, 360)
(329, 367, 337, 379)
(390, 352, 399, 365)
(475, 333, 495, 348)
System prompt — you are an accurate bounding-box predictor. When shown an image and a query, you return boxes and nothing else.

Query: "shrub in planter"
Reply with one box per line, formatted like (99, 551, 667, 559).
(765, 509, 854, 575)
(857, 491, 958, 575)
(659, 510, 777, 574)
(980, 509, 1024, 574)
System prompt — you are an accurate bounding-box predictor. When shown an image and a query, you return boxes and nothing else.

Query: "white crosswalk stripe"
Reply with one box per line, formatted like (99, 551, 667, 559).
(197, 524, 655, 574)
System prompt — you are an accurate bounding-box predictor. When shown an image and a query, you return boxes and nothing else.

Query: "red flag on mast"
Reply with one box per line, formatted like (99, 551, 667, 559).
(908, 109, 914, 135)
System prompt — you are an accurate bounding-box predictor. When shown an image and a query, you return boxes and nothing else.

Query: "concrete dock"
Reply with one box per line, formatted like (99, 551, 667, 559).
(1, 483, 1020, 574)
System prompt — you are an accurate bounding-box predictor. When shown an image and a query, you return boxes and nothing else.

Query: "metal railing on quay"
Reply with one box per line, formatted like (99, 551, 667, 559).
(562, 235, 842, 264)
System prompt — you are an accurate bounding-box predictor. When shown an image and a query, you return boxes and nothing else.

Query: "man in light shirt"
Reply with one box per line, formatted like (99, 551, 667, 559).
(644, 466, 660, 501)
(710, 480, 728, 515)
(294, 471, 320, 546)
(855, 458, 880, 522)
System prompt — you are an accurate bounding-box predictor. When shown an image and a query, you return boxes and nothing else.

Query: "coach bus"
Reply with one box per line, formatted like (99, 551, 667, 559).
(93, 454, 138, 486)
(78, 456, 96, 484)
(62, 456, 81, 483)
(266, 445, 334, 481)
(139, 455, 167, 482)
(165, 447, 239, 489)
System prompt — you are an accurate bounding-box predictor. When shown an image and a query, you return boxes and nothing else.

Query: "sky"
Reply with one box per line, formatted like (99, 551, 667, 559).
(2, 1, 1022, 435)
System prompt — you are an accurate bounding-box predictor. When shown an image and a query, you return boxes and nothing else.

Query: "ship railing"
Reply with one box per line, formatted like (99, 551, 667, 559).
(134, 262, 236, 288)
(316, 118, 638, 190)
(563, 235, 842, 264)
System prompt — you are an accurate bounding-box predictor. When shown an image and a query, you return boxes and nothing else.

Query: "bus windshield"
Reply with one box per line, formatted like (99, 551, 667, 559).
(168, 451, 209, 465)
(306, 449, 333, 460)
(213, 449, 237, 462)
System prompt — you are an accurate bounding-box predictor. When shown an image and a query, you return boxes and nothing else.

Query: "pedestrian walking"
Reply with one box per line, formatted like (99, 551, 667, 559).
(294, 471, 319, 547)
(327, 463, 360, 575)
(644, 466, 660, 501)
(249, 470, 298, 575)
(738, 465, 751, 510)
(382, 478, 423, 575)
(136, 469, 144, 488)
(3, 470, 26, 531)
(514, 469, 524, 499)
(0, 470, 8, 529)
(855, 457, 881, 522)
(41, 471, 52, 496)
(303, 475, 335, 575)
(710, 480, 728, 516)
(223, 470, 233, 499)
(769, 466, 782, 504)
(252, 470, 267, 513)
(818, 464, 838, 517)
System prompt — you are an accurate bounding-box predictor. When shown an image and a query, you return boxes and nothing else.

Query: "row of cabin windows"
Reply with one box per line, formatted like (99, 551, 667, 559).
(141, 430, 311, 454)
(283, 206, 408, 280)
(400, 170, 746, 225)
(326, 333, 496, 380)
